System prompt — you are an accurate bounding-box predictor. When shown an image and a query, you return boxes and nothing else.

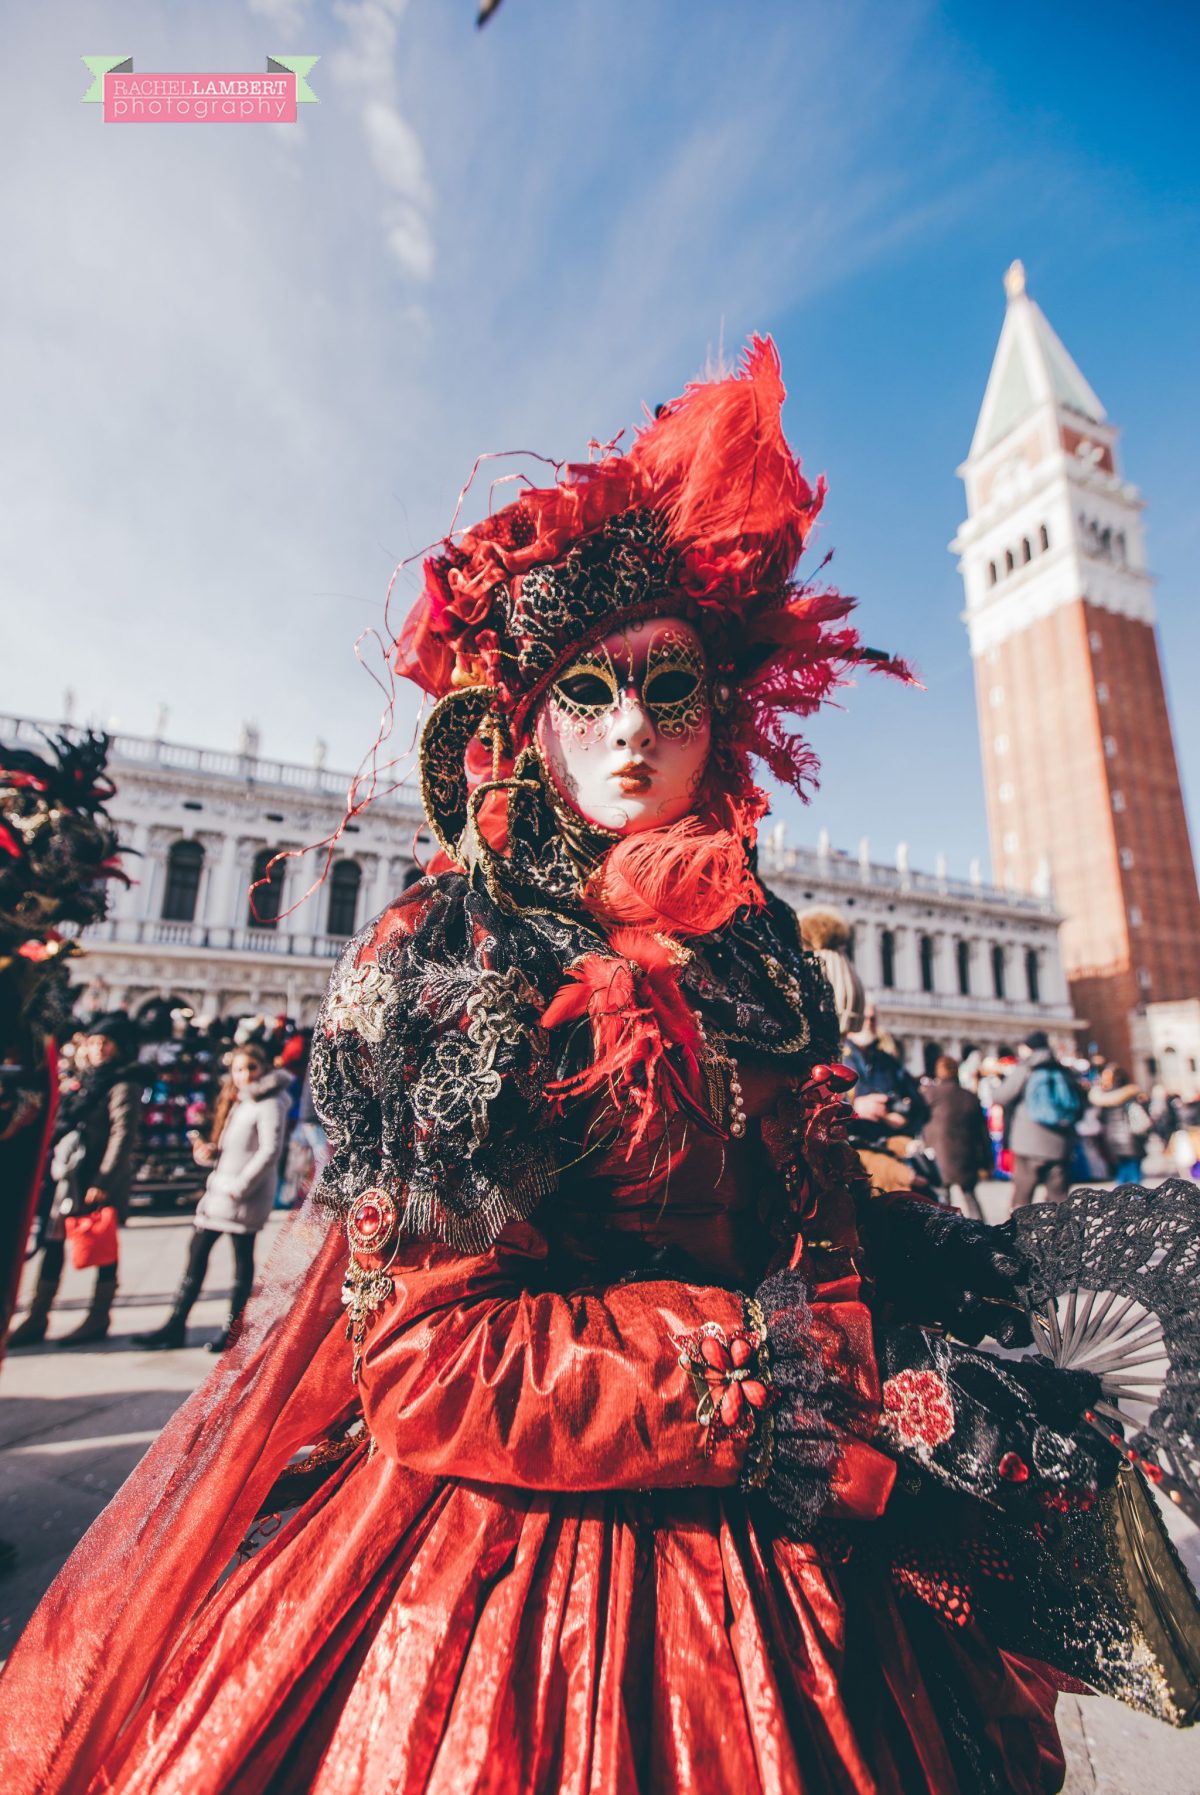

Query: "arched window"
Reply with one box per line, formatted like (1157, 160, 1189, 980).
(1025, 947, 1040, 1004)
(956, 939, 971, 996)
(919, 934, 935, 993)
(1020, 537, 1032, 564)
(991, 943, 1006, 1000)
(987, 560, 997, 587)
(327, 860, 362, 937)
(880, 929, 896, 990)
(162, 839, 204, 923)
(248, 847, 285, 929)
(1039, 523, 1050, 552)
(1004, 548, 1015, 574)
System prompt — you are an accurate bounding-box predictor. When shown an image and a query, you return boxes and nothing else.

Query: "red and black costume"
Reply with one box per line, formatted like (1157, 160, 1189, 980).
(0, 343, 1171, 1795)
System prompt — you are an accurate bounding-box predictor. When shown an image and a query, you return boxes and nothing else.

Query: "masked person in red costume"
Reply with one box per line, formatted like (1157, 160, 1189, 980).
(1, 343, 1147, 1795)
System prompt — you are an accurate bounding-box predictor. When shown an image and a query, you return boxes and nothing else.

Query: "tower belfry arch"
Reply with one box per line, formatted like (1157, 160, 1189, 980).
(951, 263, 1200, 1065)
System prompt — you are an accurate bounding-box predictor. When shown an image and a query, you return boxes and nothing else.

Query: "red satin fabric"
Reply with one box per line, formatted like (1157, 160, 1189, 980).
(361, 1234, 747, 1489)
(92, 1464, 1064, 1794)
(0, 1059, 1065, 1793)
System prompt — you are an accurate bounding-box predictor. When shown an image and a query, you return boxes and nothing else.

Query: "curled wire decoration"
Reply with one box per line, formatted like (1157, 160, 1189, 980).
(247, 444, 591, 928)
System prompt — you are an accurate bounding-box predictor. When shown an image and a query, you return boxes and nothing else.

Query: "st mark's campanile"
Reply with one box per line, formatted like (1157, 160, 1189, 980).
(952, 262, 1200, 1066)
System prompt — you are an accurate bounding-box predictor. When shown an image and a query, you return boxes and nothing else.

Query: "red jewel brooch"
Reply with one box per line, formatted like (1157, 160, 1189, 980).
(346, 1188, 398, 1256)
(674, 1320, 772, 1459)
(342, 1188, 400, 1383)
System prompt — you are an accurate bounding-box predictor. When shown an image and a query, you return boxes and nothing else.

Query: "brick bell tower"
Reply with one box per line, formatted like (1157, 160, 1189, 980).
(951, 261, 1200, 1066)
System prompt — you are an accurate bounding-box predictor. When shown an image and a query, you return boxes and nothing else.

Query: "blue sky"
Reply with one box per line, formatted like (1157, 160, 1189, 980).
(2, 0, 1196, 881)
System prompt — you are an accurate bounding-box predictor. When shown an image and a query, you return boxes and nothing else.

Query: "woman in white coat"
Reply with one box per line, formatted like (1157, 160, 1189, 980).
(134, 1043, 292, 1352)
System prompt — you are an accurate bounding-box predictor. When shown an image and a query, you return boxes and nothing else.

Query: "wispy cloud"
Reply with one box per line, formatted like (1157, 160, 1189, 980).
(329, 0, 434, 282)
(247, 0, 314, 32)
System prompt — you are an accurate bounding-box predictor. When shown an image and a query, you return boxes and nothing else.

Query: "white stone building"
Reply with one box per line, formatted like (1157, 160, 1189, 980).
(4, 714, 1075, 1065)
(3, 714, 432, 1027)
(759, 827, 1074, 1071)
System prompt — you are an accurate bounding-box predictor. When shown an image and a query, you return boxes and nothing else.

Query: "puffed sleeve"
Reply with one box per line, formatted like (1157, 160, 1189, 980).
(358, 1231, 754, 1490)
(310, 877, 564, 1250)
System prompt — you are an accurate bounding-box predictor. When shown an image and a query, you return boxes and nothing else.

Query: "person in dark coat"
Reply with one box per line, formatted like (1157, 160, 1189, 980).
(921, 1055, 994, 1219)
(842, 1006, 932, 1196)
(7, 1012, 141, 1348)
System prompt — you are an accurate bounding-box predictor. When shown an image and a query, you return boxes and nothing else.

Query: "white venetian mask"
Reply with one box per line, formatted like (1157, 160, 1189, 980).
(534, 616, 712, 834)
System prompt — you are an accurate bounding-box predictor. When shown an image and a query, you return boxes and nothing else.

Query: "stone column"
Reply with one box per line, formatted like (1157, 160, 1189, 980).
(896, 927, 920, 994)
(356, 851, 385, 928)
(204, 832, 240, 932)
(864, 919, 884, 990)
(277, 848, 306, 940)
(194, 831, 226, 933)
(110, 820, 148, 924)
(224, 837, 265, 945)
(141, 826, 177, 924)
(1043, 939, 1070, 1007)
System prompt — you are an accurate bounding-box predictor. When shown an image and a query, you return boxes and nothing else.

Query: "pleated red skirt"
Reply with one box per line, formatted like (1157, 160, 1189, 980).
(97, 1445, 1064, 1795)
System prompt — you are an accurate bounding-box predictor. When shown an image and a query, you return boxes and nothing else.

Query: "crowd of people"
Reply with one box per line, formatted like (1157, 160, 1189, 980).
(798, 904, 1187, 1219)
(7, 1007, 322, 1352)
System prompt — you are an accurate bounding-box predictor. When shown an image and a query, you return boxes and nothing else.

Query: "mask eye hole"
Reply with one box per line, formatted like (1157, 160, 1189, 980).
(644, 667, 700, 707)
(555, 671, 616, 710)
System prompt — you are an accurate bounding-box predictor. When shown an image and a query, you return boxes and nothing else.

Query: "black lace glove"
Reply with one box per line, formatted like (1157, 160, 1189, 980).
(741, 1269, 837, 1536)
(876, 1325, 1122, 1529)
(859, 1195, 1033, 1347)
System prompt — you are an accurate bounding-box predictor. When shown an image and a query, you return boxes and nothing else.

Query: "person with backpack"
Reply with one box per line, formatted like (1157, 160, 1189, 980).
(920, 1054, 995, 1219)
(994, 1029, 1083, 1209)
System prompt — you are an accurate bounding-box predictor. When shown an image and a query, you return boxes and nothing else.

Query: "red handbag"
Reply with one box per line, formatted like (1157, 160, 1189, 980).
(65, 1206, 119, 1269)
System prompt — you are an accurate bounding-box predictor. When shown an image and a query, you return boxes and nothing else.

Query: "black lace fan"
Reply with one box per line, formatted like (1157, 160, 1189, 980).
(1010, 1178, 1200, 1525)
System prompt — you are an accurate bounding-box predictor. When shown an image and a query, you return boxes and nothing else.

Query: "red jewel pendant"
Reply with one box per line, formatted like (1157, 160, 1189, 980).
(346, 1188, 398, 1256)
(998, 1451, 1029, 1484)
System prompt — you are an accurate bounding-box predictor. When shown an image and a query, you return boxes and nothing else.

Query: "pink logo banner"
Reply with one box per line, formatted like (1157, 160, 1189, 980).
(105, 72, 296, 123)
(82, 56, 319, 124)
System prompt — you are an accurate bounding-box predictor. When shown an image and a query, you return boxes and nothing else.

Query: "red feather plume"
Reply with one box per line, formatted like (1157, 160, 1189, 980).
(542, 929, 709, 1153)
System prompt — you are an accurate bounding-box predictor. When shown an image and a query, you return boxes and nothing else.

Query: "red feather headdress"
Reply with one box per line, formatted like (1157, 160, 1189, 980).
(398, 336, 912, 829)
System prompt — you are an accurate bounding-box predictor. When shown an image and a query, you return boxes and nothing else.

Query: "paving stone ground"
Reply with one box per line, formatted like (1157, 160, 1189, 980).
(1, 1197, 1197, 1790)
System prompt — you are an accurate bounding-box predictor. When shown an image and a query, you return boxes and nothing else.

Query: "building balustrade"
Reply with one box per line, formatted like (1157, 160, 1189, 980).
(0, 714, 422, 815)
(761, 843, 1056, 915)
(83, 917, 348, 961)
(863, 985, 1073, 1022)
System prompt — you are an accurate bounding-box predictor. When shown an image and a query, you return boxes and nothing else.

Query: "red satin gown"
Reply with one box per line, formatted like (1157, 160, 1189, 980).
(40, 1046, 1066, 1795)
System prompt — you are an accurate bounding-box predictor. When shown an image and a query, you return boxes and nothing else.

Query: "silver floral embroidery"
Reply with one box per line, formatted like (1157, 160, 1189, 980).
(324, 958, 397, 1045)
(464, 966, 546, 1059)
(411, 1034, 503, 1144)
